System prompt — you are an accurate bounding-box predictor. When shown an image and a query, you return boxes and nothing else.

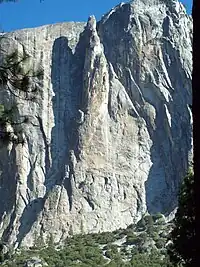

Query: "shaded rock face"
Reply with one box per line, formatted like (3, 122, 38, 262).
(0, 0, 192, 248)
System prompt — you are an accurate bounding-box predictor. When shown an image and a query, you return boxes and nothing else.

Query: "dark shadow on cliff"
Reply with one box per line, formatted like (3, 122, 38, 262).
(64, 177, 73, 211)
(45, 30, 89, 210)
(49, 30, 90, 178)
(16, 198, 44, 247)
(0, 146, 18, 243)
(144, 102, 177, 214)
(46, 37, 74, 187)
(144, 77, 192, 215)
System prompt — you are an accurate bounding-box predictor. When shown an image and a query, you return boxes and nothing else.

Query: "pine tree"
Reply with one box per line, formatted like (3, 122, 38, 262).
(0, 0, 43, 144)
(167, 169, 195, 267)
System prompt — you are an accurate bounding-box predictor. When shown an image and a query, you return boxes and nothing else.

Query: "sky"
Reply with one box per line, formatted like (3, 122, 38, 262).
(0, 0, 192, 33)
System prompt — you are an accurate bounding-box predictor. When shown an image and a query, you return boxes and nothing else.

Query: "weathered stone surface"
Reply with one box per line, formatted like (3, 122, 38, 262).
(0, 0, 192, 248)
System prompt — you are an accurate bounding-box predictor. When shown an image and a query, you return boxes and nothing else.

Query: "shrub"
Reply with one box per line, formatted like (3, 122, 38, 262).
(144, 215, 154, 227)
(93, 231, 116, 244)
(167, 170, 195, 267)
(152, 213, 164, 221)
(136, 217, 146, 230)
(155, 238, 166, 249)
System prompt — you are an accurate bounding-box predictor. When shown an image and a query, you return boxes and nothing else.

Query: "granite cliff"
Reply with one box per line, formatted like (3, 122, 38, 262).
(0, 0, 192, 248)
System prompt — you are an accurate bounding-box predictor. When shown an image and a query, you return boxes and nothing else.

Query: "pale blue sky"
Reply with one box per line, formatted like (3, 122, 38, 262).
(0, 0, 192, 32)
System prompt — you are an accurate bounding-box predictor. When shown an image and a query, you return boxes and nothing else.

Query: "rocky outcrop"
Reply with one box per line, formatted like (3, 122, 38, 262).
(0, 0, 192, 248)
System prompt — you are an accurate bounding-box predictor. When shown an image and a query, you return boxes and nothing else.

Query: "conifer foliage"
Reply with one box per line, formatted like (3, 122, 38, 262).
(0, 1, 43, 144)
(0, 43, 43, 97)
(168, 169, 195, 267)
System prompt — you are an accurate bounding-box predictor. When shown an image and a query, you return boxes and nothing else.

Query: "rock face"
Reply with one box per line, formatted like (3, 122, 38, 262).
(0, 0, 192, 248)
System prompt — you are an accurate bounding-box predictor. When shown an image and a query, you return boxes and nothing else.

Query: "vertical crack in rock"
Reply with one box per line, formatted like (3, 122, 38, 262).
(63, 150, 77, 212)
(133, 185, 143, 213)
(27, 156, 38, 192)
(84, 195, 95, 211)
(63, 165, 73, 211)
(36, 116, 50, 175)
